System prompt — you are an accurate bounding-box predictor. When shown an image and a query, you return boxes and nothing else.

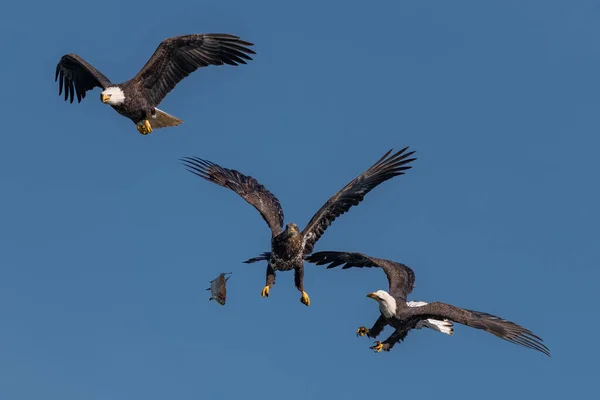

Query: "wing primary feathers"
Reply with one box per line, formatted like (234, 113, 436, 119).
(57, 70, 64, 96)
(133, 34, 256, 106)
(54, 54, 111, 103)
(413, 303, 551, 357)
(180, 157, 284, 238)
(68, 81, 75, 104)
(301, 147, 417, 255)
(466, 310, 551, 356)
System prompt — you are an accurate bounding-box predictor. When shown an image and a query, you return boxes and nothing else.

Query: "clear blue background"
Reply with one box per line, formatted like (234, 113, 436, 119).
(0, 1, 596, 399)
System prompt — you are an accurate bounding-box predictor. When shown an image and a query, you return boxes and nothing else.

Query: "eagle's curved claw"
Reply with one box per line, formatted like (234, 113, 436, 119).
(356, 326, 369, 337)
(370, 341, 384, 353)
(136, 119, 152, 135)
(300, 291, 311, 306)
(261, 286, 270, 298)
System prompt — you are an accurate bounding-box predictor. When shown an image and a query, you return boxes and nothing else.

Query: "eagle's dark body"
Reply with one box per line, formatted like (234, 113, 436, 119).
(181, 148, 417, 306)
(307, 251, 550, 356)
(108, 83, 154, 124)
(55, 34, 255, 134)
(270, 229, 304, 272)
(251, 226, 307, 296)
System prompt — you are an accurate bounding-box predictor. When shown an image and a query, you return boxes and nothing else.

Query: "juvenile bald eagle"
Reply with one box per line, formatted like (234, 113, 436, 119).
(181, 148, 416, 306)
(306, 251, 550, 356)
(55, 34, 255, 135)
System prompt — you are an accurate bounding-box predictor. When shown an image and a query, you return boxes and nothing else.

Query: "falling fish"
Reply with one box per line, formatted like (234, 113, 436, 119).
(207, 272, 232, 305)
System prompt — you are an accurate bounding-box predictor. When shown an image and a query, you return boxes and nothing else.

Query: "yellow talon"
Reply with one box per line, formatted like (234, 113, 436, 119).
(300, 291, 311, 306)
(261, 286, 270, 298)
(370, 341, 384, 353)
(136, 120, 152, 135)
(356, 326, 369, 337)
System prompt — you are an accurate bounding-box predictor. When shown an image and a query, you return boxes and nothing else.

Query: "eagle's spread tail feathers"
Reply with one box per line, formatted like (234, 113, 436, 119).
(150, 108, 183, 129)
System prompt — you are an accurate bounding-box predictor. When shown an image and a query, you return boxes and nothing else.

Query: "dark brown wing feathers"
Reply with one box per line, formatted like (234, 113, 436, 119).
(55, 54, 112, 103)
(301, 147, 416, 254)
(305, 251, 415, 300)
(180, 157, 284, 237)
(133, 34, 255, 106)
(308, 250, 550, 356)
(415, 302, 550, 356)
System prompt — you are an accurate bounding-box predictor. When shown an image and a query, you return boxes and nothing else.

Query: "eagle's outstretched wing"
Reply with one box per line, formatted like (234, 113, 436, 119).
(131, 34, 255, 106)
(410, 302, 551, 356)
(301, 148, 416, 255)
(306, 251, 415, 300)
(55, 54, 112, 103)
(181, 157, 284, 238)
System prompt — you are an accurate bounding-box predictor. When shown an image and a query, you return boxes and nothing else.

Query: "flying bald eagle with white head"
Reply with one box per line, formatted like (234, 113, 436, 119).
(55, 34, 255, 135)
(180, 148, 416, 307)
(306, 251, 550, 356)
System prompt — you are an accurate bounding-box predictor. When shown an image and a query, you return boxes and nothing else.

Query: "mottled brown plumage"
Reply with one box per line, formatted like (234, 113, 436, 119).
(306, 251, 550, 356)
(181, 148, 416, 306)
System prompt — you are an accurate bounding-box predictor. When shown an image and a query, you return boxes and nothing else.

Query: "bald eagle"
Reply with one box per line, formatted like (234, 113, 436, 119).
(181, 148, 416, 307)
(306, 251, 550, 356)
(55, 34, 255, 135)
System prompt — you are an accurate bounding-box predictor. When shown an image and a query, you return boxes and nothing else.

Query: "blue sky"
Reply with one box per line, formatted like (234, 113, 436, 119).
(0, 0, 597, 399)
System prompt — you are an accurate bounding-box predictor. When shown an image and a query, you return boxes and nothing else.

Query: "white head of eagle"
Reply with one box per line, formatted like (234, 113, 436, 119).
(100, 87, 125, 106)
(367, 290, 397, 318)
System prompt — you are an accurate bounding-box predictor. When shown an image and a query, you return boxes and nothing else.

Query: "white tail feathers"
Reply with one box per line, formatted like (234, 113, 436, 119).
(407, 300, 455, 336)
(417, 319, 454, 336)
(150, 108, 183, 129)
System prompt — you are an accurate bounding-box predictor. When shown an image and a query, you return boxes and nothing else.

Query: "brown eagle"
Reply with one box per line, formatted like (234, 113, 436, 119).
(305, 251, 550, 356)
(55, 34, 255, 135)
(181, 148, 416, 306)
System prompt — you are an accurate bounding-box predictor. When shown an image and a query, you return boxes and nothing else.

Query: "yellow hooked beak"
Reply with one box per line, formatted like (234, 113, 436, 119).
(366, 292, 378, 300)
(101, 93, 110, 103)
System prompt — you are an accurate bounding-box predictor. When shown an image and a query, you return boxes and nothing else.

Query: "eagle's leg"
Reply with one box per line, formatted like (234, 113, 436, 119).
(357, 315, 388, 338)
(294, 266, 310, 306)
(262, 264, 275, 298)
(370, 330, 406, 353)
